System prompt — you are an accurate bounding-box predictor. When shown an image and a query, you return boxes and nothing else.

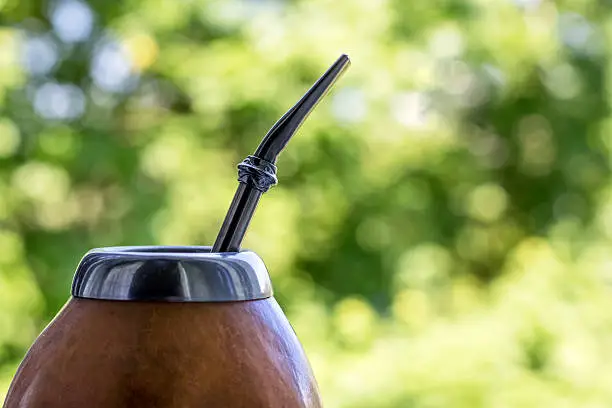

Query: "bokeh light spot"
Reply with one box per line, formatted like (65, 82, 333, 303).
(0, 230, 23, 264)
(392, 289, 431, 328)
(466, 183, 509, 223)
(0, 119, 20, 157)
(428, 25, 464, 60)
(33, 82, 85, 121)
(38, 126, 79, 159)
(391, 92, 430, 129)
(333, 297, 377, 346)
(21, 35, 58, 76)
(356, 217, 392, 251)
(396, 244, 452, 290)
(91, 38, 136, 93)
(123, 32, 159, 72)
(50, 0, 94, 43)
(11, 162, 71, 204)
(543, 63, 582, 100)
(517, 115, 556, 176)
(558, 13, 602, 56)
(331, 88, 367, 124)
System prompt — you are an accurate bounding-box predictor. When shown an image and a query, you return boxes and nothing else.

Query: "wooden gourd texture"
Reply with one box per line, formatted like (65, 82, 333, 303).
(4, 298, 322, 408)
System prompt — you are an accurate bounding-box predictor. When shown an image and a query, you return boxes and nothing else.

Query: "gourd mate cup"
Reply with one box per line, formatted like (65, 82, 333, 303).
(3, 54, 350, 408)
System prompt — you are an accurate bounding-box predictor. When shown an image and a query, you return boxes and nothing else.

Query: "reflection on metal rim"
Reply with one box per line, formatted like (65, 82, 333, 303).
(71, 246, 273, 302)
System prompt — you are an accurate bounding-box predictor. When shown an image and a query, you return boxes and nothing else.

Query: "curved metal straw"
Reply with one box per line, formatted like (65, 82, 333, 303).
(212, 54, 351, 253)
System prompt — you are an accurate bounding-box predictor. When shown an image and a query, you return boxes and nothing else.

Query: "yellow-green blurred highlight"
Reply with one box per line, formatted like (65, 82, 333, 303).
(1, 0, 612, 406)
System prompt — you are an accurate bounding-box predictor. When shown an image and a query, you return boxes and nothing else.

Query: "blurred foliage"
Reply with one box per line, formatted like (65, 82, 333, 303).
(1, 0, 612, 406)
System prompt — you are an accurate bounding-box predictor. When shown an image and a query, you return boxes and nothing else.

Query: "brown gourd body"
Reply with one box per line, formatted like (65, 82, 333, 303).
(4, 297, 321, 408)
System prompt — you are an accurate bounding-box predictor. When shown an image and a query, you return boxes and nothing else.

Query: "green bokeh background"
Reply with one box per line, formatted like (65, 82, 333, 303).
(1, 0, 612, 406)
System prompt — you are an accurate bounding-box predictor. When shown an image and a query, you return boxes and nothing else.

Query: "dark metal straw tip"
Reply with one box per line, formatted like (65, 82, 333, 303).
(253, 53, 351, 163)
(338, 54, 351, 64)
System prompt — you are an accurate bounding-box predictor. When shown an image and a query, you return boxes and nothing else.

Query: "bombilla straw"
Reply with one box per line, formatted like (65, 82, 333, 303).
(212, 54, 351, 253)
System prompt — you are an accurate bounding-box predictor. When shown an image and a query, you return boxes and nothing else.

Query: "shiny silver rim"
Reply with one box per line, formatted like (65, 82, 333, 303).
(71, 246, 273, 302)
